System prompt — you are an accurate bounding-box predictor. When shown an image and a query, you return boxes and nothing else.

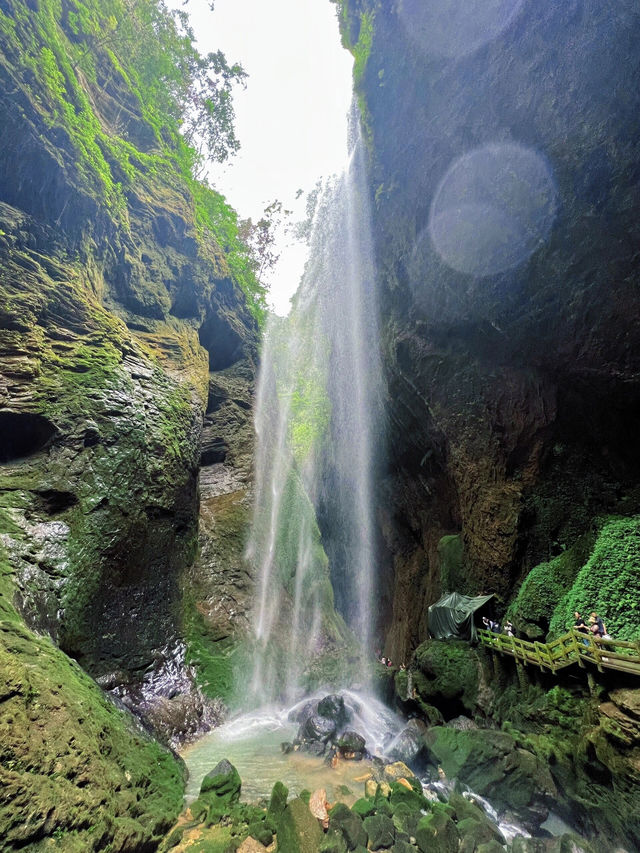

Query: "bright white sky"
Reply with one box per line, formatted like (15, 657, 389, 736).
(181, 0, 354, 314)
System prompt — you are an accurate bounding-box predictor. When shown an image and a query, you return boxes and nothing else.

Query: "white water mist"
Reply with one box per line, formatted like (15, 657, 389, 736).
(245, 111, 383, 703)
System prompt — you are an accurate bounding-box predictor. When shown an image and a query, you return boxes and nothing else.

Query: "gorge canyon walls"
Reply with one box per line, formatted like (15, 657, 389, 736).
(336, 0, 640, 663)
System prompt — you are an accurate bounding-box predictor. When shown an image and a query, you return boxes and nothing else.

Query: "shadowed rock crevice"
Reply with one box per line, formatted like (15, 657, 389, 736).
(0, 411, 57, 462)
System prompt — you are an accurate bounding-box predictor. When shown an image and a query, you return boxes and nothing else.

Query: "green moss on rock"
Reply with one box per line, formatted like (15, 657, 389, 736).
(508, 531, 596, 639)
(0, 558, 184, 850)
(549, 515, 640, 641)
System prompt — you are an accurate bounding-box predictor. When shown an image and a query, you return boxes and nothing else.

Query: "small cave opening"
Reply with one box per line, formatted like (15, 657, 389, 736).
(198, 311, 244, 371)
(0, 412, 57, 463)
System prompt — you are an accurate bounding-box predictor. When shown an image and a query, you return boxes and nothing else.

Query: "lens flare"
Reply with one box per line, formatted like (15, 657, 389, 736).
(398, 0, 524, 60)
(428, 143, 557, 277)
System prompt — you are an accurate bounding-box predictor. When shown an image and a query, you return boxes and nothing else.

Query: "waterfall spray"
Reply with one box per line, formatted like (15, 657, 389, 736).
(245, 110, 383, 703)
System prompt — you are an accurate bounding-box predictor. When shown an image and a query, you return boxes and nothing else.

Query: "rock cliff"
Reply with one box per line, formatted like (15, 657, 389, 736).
(0, 0, 259, 846)
(336, 0, 640, 663)
(337, 0, 640, 846)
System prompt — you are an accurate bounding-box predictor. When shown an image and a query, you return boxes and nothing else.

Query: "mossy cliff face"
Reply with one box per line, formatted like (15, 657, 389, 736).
(402, 639, 640, 846)
(0, 566, 184, 851)
(337, 3, 640, 845)
(337, 1, 640, 661)
(0, 0, 260, 842)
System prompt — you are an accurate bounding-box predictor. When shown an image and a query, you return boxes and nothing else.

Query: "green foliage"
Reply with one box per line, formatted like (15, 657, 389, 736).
(0, 0, 268, 323)
(549, 515, 640, 641)
(0, 546, 185, 849)
(190, 180, 267, 324)
(507, 531, 596, 639)
(352, 11, 374, 85)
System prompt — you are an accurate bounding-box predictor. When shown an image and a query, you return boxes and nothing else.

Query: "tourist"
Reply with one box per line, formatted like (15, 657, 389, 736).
(588, 613, 604, 639)
(574, 611, 590, 646)
(590, 611, 607, 637)
(380, 656, 387, 666)
(503, 620, 514, 637)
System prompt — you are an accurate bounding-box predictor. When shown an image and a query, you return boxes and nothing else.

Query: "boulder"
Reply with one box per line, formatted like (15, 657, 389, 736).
(389, 718, 428, 765)
(277, 797, 323, 853)
(309, 788, 329, 828)
(363, 813, 396, 850)
(299, 713, 337, 743)
(383, 761, 416, 783)
(328, 803, 368, 850)
(389, 782, 428, 814)
(268, 780, 289, 823)
(317, 694, 351, 728)
(336, 730, 366, 757)
(320, 829, 349, 853)
(289, 701, 315, 724)
(415, 811, 459, 853)
(365, 779, 378, 798)
(423, 727, 556, 830)
(351, 798, 376, 819)
(199, 758, 241, 807)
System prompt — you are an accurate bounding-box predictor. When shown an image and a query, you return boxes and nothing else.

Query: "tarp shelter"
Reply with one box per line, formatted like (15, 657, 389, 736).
(428, 592, 494, 642)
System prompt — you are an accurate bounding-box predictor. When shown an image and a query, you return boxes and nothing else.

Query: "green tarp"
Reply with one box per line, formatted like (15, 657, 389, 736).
(428, 592, 494, 642)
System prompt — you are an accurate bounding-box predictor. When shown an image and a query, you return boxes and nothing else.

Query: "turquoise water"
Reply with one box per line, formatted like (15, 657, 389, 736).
(181, 690, 403, 804)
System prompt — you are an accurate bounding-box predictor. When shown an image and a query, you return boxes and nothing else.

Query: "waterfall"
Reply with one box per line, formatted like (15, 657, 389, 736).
(244, 111, 383, 704)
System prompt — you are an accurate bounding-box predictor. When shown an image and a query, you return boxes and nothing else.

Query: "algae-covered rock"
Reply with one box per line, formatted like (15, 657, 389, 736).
(424, 726, 555, 829)
(200, 758, 242, 806)
(277, 797, 323, 853)
(363, 812, 395, 850)
(328, 802, 368, 850)
(351, 797, 376, 818)
(415, 811, 459, 853)
(320, 829, 349, 853)
(267, 782, 289, 822)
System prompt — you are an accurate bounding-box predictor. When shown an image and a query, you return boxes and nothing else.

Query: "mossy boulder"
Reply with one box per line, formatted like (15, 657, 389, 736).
(328, 803, 368, 850)
(412, 640, 484, 717)
(351, 797, 376, 818)
(415, 811, 459, 853)
(277, 797, 323, 853)
(268, 780, 289, 823)
(200, 759, 242, 807)
(362, 812, 395, 850)
(424, 727, 555, 829)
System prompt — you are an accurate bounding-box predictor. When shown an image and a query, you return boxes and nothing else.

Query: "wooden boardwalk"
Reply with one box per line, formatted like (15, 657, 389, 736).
(478, 628, 640, 677)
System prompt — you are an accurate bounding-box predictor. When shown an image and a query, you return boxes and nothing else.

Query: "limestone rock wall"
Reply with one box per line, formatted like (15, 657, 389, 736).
(337, 0, 640, 662)
(0, 0, 258, 765)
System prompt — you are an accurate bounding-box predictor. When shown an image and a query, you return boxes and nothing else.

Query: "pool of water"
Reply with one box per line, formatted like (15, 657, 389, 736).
(181, 690, 404, 804)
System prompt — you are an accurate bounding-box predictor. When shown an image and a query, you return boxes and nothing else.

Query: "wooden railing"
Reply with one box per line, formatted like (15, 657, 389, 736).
(478, 628, 640, 677)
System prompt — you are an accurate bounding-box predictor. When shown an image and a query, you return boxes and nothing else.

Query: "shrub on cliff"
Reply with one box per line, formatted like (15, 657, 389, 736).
(507, 532, 595, 639)
(549, 515, 640, 641)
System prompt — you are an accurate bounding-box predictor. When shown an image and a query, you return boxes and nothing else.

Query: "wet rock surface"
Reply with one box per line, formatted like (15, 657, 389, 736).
(165, 760, 599, 853)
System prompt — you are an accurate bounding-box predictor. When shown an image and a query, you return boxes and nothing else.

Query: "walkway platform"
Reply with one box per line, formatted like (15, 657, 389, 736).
(478, 628, 640, 677)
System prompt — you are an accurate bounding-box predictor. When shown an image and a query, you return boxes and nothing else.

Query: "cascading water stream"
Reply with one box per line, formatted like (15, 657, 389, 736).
(245, 109, 382, 704)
